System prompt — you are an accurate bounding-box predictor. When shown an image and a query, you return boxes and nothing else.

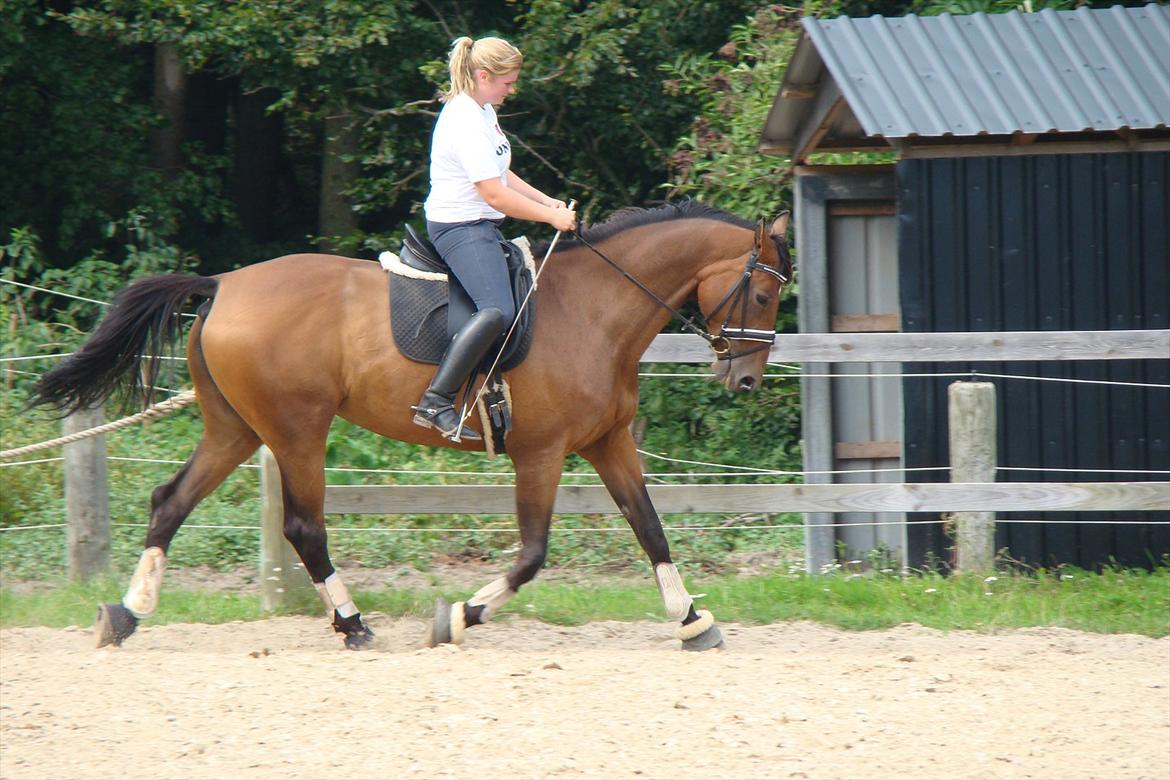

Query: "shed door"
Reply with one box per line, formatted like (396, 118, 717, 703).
(827, 202, 903, 564)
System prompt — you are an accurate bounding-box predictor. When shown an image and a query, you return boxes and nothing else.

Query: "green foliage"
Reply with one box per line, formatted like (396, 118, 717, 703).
(58, 0, 430, 109)
(661, 5, 800, 218)
(915, 0, 1075, 14)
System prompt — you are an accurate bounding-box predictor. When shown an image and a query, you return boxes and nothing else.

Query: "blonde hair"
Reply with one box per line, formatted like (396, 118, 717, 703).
(442, 36, 523, 102)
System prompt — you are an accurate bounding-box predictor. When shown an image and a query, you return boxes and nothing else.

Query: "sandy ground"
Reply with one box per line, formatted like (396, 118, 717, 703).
(1, 614, 1167, 780)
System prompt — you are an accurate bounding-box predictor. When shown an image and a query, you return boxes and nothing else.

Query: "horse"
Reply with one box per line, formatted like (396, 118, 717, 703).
(30, 200, 792, 651)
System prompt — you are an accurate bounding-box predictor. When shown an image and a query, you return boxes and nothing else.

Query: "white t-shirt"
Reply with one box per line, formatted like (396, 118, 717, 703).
(423, 93, 511, 222)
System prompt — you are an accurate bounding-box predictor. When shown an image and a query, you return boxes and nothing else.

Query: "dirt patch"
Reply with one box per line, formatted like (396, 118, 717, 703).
(2, 617, 1167, 779)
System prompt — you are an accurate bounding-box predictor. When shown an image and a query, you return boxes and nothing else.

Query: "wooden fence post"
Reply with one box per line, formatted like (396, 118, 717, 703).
(258, 446, 313, 609)
(948, 381, 997, 572)
(64, 405, 110, 579)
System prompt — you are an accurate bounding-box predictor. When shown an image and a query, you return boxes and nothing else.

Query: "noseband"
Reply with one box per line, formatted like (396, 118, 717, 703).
(571, 230, 789, 362)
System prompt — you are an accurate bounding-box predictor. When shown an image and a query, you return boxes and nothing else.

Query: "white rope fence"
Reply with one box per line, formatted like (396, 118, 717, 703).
(0, 390, 197, 461)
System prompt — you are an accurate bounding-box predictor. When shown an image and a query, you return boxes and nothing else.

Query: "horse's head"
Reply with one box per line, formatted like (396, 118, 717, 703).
(696, 212, 792, 392)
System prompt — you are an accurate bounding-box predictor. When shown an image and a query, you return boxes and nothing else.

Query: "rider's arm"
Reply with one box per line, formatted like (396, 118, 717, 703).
(504, 171, 566, 209)
(475, 178, 575, 231)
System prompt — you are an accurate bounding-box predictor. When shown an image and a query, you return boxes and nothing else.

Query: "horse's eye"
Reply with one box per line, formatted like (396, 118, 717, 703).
(755, 292, 770, 306)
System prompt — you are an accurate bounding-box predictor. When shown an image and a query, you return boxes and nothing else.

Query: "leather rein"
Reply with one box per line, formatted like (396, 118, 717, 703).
(570, 228, 788, 362)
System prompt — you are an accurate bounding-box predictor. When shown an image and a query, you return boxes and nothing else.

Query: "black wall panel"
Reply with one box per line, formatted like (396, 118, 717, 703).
(899, 152, 1169, 570)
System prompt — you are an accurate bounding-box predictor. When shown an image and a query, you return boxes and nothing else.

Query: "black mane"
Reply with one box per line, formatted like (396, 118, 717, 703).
(530, 199, 754, 256)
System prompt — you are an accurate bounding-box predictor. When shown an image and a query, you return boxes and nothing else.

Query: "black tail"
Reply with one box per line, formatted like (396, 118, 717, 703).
(28, 274, 219, 415)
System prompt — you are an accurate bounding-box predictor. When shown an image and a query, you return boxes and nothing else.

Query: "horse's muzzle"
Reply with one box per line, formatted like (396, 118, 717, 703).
(712, 360, 760, 393)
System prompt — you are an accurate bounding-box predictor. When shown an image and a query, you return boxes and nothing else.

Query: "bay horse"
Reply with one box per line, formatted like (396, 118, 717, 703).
(31, 200, 792, 651)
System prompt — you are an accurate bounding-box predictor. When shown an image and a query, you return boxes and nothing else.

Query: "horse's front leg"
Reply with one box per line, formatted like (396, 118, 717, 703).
(580, 427, 724, 651)
(428, 450, 564, 647)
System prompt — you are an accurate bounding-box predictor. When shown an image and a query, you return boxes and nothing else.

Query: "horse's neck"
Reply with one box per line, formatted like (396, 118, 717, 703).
(544, 223, 727, 359)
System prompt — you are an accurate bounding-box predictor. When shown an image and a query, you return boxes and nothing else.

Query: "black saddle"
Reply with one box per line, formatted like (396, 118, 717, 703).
(389, 224, 535, 372)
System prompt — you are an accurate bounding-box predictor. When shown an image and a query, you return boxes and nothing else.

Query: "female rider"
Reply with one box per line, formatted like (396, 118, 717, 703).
(413, 36, 576, 441)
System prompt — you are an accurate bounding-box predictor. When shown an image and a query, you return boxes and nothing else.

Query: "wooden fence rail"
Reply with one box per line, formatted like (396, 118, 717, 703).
(642, 329, 1170, 363)
(323, 482, 1170, 516)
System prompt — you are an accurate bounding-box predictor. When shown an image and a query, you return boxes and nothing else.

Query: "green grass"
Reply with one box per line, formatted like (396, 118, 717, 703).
(4, 566, 1167, 637)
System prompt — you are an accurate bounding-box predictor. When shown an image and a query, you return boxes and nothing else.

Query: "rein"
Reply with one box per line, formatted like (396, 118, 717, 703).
(570, 229, 786, 362)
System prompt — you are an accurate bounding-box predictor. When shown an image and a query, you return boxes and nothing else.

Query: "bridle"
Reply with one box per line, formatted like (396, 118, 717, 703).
(570, 226, 790, 362)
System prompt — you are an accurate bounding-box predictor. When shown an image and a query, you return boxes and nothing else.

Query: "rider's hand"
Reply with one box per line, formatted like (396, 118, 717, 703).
(546, 198, 568, 210)
(550, 207, 576, 232)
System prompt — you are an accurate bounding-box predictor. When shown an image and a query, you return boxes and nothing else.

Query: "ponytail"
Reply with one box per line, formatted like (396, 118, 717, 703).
(441, 36, 523, 102)
(444, 37, 476, 101)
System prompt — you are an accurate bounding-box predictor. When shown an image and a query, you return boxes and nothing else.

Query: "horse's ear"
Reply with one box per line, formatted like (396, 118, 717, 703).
(755, 218, 768, 247)
(770, 211, 791, 237)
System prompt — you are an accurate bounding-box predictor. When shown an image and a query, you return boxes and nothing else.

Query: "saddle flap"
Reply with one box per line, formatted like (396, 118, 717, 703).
(386, 234, 537, 374)
(402, 224, 448, 274)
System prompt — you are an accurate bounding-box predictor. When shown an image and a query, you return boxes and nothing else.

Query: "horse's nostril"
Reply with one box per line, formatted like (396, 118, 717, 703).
(738, 376, 756, 391)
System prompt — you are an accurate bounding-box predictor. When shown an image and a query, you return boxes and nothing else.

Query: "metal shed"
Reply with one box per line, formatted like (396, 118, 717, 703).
(761, 4, 1170, 571)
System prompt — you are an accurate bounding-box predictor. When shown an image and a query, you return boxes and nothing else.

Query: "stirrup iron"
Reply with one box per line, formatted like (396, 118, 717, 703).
(411, 401, 481, 442)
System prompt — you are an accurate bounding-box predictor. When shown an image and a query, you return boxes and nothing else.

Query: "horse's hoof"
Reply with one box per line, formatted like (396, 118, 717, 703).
(681, 623, 725, 651)
(679, 610, 724, 651)
(343, 626, 375, 650)
(428, 598, 453, 647)
(95, 603, 138, 648)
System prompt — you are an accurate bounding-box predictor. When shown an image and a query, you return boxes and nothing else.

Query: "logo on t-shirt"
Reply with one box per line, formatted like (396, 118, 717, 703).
(494, 124, 509, 157)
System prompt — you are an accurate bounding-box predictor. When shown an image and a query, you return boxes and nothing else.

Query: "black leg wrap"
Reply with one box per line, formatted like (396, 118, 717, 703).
(464, 602, 486, 627)
(332, 610, 374, 650)
(95, 603, 139, 648)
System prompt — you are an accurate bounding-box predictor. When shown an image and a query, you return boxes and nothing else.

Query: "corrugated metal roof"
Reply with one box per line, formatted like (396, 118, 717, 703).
(760, 4, 1170, 155)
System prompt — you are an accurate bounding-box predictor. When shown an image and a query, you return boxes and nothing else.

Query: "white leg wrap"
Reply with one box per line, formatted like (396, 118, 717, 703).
(677, 609, 715, 641)
(323, 573, 358, 618)
(449, 601, 467, 645)
(314, 582, 334, 617)
(467, 576, 516, 623)
(122, 547, 166, 619)
(654, 562, 693, 622)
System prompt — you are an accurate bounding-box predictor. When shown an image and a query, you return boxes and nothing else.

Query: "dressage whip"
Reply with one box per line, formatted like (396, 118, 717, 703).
(455, 199, 576, 441)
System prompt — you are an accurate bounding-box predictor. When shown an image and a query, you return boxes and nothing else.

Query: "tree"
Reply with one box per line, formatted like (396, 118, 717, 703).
(662, 5, 804, 220)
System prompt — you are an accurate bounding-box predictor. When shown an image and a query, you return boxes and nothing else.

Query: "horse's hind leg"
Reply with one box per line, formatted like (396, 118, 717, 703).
(257, 429, 375, 650)
(580, 427, 724, 651)
(96, 325, 261, 647)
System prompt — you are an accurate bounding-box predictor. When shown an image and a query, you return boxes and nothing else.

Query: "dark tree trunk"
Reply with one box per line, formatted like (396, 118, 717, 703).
(318, 109, 361, 253)
(234, 87, 283, 242)
(185, 72, 231, 156)
(151, 43, 186, 174)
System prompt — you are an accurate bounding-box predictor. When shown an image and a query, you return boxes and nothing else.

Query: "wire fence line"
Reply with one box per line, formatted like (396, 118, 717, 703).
(4, 278, 1166, 387)
(1, 278, 111, 307)
(5, 451, 1167, 478)
(9, 352, 1167, 388)
(4, 514, 1168, 536)
(0, 352, 186, 364)
(1, 277, 197, 317)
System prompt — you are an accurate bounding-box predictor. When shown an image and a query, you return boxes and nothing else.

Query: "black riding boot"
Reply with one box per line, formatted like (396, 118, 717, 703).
(412, 308, 508, 441)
